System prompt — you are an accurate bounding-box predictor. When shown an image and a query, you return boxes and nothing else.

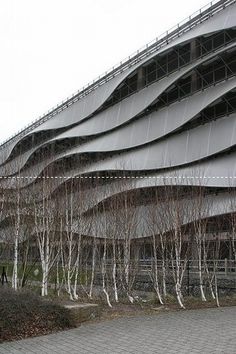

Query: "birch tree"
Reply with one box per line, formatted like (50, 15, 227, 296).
(146, 190, 166, 304)
(117, 187, 139, 303)
(160, 181, 191, 309)
(33, 177, 59, 296)
(12, 175, 21, 290)
(190, 185, 212, 302)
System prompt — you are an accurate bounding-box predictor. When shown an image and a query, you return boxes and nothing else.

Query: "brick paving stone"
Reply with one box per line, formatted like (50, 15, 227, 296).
(0, 307, 236, 353)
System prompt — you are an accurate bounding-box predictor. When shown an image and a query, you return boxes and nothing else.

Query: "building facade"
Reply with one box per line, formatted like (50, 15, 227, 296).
(0, 0, 236, 252)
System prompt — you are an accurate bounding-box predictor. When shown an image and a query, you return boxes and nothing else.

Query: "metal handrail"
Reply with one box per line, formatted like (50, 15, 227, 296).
(1, 0, 235, 150)
(138, 259, 236, 276)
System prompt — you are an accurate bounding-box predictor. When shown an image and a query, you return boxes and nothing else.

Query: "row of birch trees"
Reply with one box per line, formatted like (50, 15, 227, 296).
(0, 176, 236, 308)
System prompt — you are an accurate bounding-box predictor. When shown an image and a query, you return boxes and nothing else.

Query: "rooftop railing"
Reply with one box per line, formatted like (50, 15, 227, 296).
(1, 0, 235, 150)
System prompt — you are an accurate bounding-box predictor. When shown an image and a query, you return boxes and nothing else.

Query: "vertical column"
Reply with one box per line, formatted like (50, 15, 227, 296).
(31, 134, 35, 149)
(190, 40, 199, 92)
(50, 141, 55, 155)
(132, 241, 141, 273)
(190, 235, 198, 260)
(49, 142, 55, 176)
(137, 67, 146, 90)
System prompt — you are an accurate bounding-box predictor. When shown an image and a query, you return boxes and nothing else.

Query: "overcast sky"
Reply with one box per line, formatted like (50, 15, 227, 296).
(0, 0, 208, 143)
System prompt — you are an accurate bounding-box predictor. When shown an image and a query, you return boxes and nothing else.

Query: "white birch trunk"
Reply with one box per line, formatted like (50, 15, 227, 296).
(112, 240, 119, 302)
(123, 239, 134, 303)
(89, 242, 96, 299)
(195, 229, 207, 302)
(12, 189, 20, 290)
(72, 234, 82, 300)
(152, 235, 163, 304)
(198, 248, 207, 302)
(160, 234, 167, 299)
(12, 229, 19, 290)
(171, 227, 186, 309)
(203, 235, 216, 300)
(102, 239, 112, 308)
(214, 274, 220, 307)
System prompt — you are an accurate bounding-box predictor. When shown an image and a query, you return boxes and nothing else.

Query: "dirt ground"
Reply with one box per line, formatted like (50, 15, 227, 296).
(86, 294, 236, 322)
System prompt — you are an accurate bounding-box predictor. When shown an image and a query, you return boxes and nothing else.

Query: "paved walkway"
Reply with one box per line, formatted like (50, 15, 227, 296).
(1, 307, 236, 354)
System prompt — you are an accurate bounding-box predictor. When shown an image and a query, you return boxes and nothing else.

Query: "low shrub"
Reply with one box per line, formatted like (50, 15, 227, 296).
(0, 287, 76, 342)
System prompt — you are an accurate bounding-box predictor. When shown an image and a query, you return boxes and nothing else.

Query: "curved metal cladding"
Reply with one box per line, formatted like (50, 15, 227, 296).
(0, 53, 235, 181)
(78, 191, 236, 239)
(1, 0, 236, 238)
(1, 50, 236, 179)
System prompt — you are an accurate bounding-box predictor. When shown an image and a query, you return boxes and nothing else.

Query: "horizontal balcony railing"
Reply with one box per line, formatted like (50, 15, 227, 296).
(138, 258, 236, 275)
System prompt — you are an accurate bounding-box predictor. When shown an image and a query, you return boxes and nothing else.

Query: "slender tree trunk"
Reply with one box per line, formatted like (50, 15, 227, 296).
(73, 234, 82, 300)
(171, 229, 185, 309)
(12, 190, 20, 290)
(21, 239, 30, 287)
(203, 236, 216, 300)
(124, 238, 134, 303)
(112, 241, 118, 302)
(152, 235, 163, 304)
(102, 240, 112, 308)
(41, 258, 46, 296)
(89, 241, 96, 299)
(214, 273, 220, 307)
(12, 228, 19, 290)
(198, 246, 207, 302)
(67, 236, 73, 300)
(160, 234, 167, 299)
